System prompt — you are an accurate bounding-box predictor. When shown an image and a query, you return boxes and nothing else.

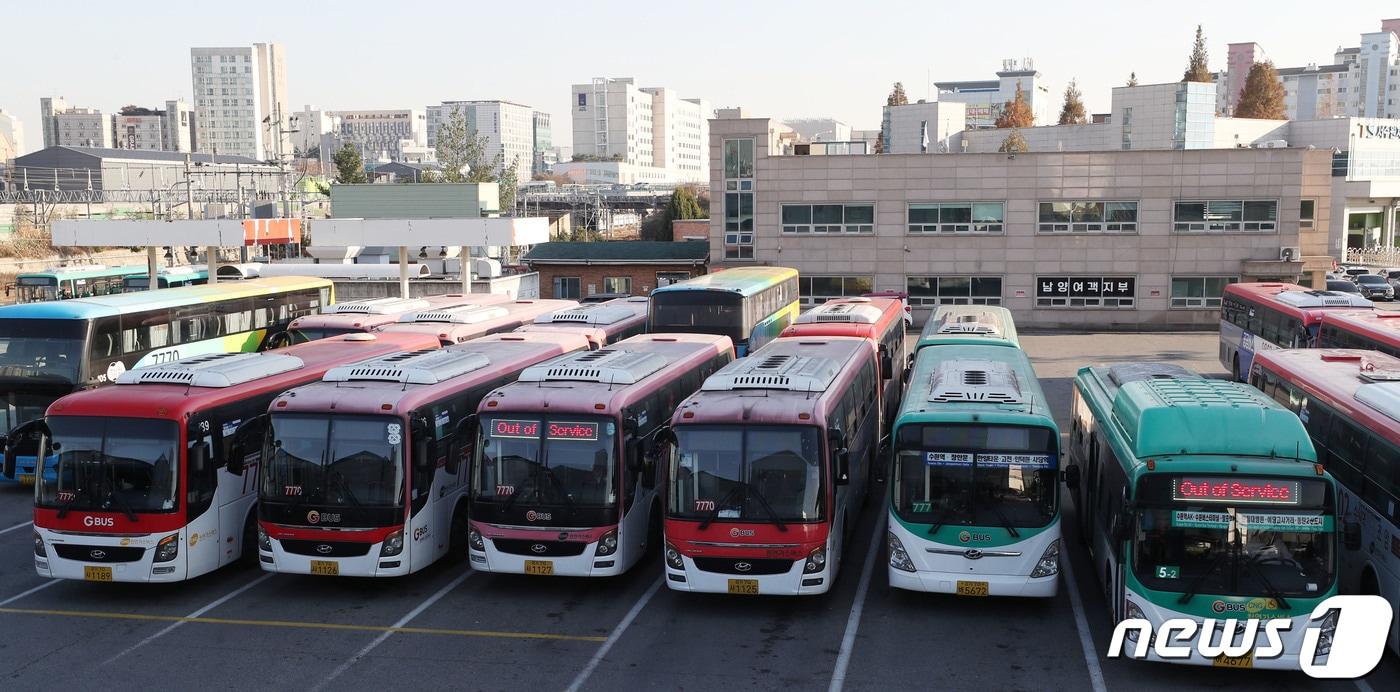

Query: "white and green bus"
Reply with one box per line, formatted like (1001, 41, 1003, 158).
(886, 343, 1062, 597)
(1069, 363, 1342, 669)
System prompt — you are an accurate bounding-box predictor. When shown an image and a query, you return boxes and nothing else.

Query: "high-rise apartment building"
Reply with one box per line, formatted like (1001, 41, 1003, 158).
(189, 43, 289, 160)
(567, 77, 710, 183)
(39, 97, 67, 148)
(53, 107, 112, 148)
(331, 109, 426, 162)
(426, 100, 535, 180)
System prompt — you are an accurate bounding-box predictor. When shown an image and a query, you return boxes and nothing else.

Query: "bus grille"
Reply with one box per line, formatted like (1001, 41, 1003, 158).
(491, 539, 588, 557)
(692, 557, 794, 575)
(280, 540, 373, 557)
(54, 544, 146, 563)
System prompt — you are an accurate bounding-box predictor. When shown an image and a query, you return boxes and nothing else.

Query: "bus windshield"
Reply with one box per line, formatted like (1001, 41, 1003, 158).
(892, 424, 1058, 530)
(473, 415, 619, 509)
(1133, 478, 1335, 599)
(261, 415, 406, 508)
(37, 416, 180, 513)
(650, 292, 744, 343)
(0, 318, 86, 384)
(669, 425, 824, 523)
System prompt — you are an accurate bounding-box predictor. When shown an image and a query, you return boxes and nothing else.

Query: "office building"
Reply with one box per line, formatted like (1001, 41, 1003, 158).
(112, 101, 193, 152)
(292, 105, 338, 156)
(934, 59, 1052, 129)
(189, 43, 289, 160)
(567, 77, 710, 184)
(426, 100, 534, 181)
(331, 109, 426, 163)
(532, 110, 552, 176)
(53, 107, 111, 148)
(0, 109, 23, 160)
(783, 118, 852, 142)
(881, 101, 966, 154)
(39, 97, 67, 149)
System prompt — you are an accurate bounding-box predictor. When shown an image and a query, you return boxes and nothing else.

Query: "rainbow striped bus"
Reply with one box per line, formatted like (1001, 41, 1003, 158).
(0, 276, 334, 483)
(648, 267, 799, 356)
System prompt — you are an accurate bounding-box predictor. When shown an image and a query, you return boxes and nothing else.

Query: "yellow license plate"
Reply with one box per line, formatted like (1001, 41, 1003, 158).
(310, 560, 339, 576)
(727, 579, 760, 595)
(956, 580, 989, 597)
(83, 566, 113, 581)
(17, 474, 34, 486)
(1213, 651, 1254, 669)
(524, 560, 554, 576)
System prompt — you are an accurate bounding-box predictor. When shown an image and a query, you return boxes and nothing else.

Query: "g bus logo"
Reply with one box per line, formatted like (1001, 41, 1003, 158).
(1107, 595, 1392, 678)
(82, 516, 114, 528)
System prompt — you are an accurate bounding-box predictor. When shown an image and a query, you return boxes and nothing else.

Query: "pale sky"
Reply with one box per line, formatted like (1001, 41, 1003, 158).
(5, 0, 1397, 155)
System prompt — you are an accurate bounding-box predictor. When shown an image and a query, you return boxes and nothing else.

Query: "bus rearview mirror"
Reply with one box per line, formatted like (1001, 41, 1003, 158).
(834, 448, 850, 486)
(1063, 465, 1081, 490)
(880, 354, 894, 380)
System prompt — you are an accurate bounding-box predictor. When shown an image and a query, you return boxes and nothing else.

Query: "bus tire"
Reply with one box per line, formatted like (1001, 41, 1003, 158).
(241, 513, 258, 567)
(1361, 567, 1379, 596)
(448, 503, 469, 563)
(1233, 354, 1242, 382)
(647, 501, 662, 554)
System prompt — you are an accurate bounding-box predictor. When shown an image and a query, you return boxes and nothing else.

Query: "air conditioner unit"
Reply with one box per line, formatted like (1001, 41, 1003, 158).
(1280, 246, 1301, 262)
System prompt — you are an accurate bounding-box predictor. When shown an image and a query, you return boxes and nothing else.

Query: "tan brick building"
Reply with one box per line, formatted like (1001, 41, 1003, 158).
(524, 241, 710, 300)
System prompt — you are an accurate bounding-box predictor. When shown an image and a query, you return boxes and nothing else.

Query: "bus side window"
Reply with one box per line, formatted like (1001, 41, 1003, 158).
(1326, 418, 1368, 490)
(1362, 438, 1400, 509)
(89, 316, 120, 363)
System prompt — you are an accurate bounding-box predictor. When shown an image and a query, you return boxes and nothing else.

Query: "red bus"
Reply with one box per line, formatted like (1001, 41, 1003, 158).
(1317, 310, 1400, 358)
(1219, 282, 1371, 381)
(256, 331, 592, 577)
(513, 296, 650, 350)
(287, 294, 511, 344)
(378, 298, 579, 346)
(780, 296, 904, 434)
(1247, 348, 1400, 656)
(664, 336, 880, 595)
(469, 333, 733, 577)
(19, 332, 441, 583)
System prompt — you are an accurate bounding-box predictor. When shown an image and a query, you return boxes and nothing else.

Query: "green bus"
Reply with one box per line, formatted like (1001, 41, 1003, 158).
(1069, 362, 1342, 669)
(914, 305, 1020, 353)
(13, 265, 148, 303)
(886, 343, 1062, 598)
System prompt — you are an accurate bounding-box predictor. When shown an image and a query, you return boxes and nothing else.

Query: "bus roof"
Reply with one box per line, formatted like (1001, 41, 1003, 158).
(17, 264, 149, 281)
(649, 266, 797, 297)
(379, 299, 580, 344)
(0, 276, 333, 320)
(481, 333, 734, 417)
(1224, 282, 1372, 321)
(529, 297, 648, 326)
(1075, 363, 1315, 466)
(45, 332, 440, 421)
(275, 331, 592, 416)
(1252, 348, 1400, 448)
(896, 344, 1053, 426)
(916, 305, 1020, 349)
(1319, 310, 1400, 350)
(675, 336, 868, 427)
(290, 294, 506, 331)
(781, 297, 903, 341)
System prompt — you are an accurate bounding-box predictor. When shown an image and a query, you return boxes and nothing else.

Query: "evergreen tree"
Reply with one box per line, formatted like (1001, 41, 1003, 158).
(1127, 72, 1139, 87)
(1183, 25, 1213, 83)
(995, 83, 1034, 128)
(998, 129, 1029, 153)
(1058, 79, 1088, 125)
(435, 107, 499, 184)
(332, 143, 366, 184)
(497, 158, 520, 212)
(1234, 61, 1287, 119)
(887, 82, 909, 106)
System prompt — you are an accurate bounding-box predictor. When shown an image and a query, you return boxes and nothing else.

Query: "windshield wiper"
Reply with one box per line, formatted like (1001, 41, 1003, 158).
(745, 481, 788, 532)
(326, 469, 362, 508)
(500, 456, 546, 512)
(696, 480, 788, 532)
(927, 505, 959, 536)
(1178, 551, 1231, 605)
(1242, 556, 1293, 610)
(697, 483, 744, 531)
(984, 503, 1021, 538)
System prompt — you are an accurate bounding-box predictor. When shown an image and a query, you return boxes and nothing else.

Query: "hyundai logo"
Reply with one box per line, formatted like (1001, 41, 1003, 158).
(734, 562, 753, 573)
(89, 549, 106, 560)
(964, 549, 983, 560)
(315, 544, 334, 555)
(530, 544, 547, 554)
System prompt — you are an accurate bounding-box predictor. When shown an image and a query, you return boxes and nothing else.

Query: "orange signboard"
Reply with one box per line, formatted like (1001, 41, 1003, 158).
(242, 219, 301, 246)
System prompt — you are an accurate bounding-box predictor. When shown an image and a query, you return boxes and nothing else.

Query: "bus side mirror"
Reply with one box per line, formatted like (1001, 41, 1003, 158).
(625, 438, 643, 472)
(654, 425, 676, 449)
(3, 420, 49, 479)
(190, 442, 208, 475)
(834, 448, 850, 486)
(1343, 521, 1362, 551)
(228, 415, 268, 476)
(1111, 510, 1134, 543)
(880, 353, 894, 381)
(1063, 465, 1081, 490)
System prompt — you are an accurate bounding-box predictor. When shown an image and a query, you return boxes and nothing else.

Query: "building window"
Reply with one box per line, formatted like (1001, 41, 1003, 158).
(781, 204, 875, 234)
(603, 277, 633, 295)
(1036, 276, 1135, 308)
(907, 202, 1004, 234)
(1170, 276, 1237, 309)
(799, 276, 873, 305)
(1300, 199, 1316, 230)
(656, 272, 691, 287)
(724, 138, 755, 260)
(1174, 200, 1277, 233)
(554, 276, 581, 300)
(906, 276, 1003, 306)
(1038, 201, 1138, 233)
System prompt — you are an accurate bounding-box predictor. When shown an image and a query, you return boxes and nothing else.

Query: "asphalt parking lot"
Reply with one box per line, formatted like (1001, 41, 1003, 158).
(0, 331, 1396, 691)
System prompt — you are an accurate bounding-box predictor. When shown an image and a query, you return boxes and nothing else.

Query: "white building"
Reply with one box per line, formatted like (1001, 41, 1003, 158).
(426, 100, 534, 181)
(292, 105, 338, 156)
(783, 118, 852, 142)
(881, 101, 965, 154)
(0, 109, 24, 160)
(331, 109, 427, 163)
(39, 97, 66, 149)
(53, 108, 111, 148)
(111, 101, 193, 152)
(934, 59, 1052, 129)
(570, 77, 710, 184)
(189, 43, 289, 160)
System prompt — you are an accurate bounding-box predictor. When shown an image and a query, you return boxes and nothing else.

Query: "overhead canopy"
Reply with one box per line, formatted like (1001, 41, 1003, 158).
(307, 217, 549, 247)
(53, 219, 302, 247)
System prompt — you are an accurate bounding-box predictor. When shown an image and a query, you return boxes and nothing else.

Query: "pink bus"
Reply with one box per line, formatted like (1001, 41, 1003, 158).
(287, 294, 511, 344)
(255, 331, 592, 577)
(378, 299, 580, 346)
(514, 296, 649, 349)
(469, 333, 734, 577)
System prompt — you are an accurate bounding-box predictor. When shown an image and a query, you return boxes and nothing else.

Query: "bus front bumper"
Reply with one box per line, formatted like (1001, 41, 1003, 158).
(34, 528, 187, 583)
(665, 556, 827, 596)
(887, 567, 1058, 597)
(469, 543, 623, 577)
(260, 540, 410, 578)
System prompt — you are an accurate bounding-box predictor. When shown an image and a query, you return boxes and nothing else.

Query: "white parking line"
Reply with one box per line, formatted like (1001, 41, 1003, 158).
(828, 516, 885, 692)
(564, 576, 663, 692)
(0, 520, 33, 537)
(1060, 550, 1108, 692)
(102, 572, 273, 665)
(309, 570, 474, 692)
(0, 579, 59, 607)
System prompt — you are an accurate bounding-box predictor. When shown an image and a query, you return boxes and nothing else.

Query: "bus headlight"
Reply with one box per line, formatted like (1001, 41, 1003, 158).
(468, 528, 484, 552)
(33, 531, 45, 557)
(664, 541, 684, 570)
(596, 530, 618, 557)
(1314, 608, 1339, 656)
(154, 533, 180, 563)
(380, 529, 404, 557)
(1029, 539, 1060, 578)
(257, 525, 272, 552)
(1124, 599, 1154, 648)
(804, 546, 827, 573)
(887, 532, 915, 572)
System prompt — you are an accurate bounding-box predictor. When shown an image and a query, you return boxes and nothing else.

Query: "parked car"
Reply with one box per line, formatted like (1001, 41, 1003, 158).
(1380, 268, 1400, 291)
(1355, 274, 1394, 300)
(1327, 279, 1364, 294)
(1343, 266, 1372, 281)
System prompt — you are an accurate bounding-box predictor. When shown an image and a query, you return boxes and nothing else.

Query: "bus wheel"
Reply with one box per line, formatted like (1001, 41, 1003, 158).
(241, 514, 258, 567)
(647, 502, 662, 554)
(448, 505, 469, 562)
(1361, 568, 1380, 596)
